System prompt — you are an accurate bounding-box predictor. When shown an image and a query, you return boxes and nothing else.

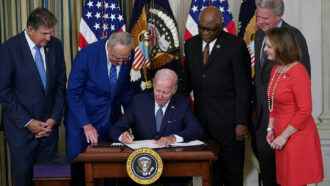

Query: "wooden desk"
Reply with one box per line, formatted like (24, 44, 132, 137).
(75, 140, 218, 186)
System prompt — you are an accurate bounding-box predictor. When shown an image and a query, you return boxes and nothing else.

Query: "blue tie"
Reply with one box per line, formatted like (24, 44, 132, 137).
(109, 64, 117, 95)
(34, 46, 46, 90)
(155, 106, 163, 133)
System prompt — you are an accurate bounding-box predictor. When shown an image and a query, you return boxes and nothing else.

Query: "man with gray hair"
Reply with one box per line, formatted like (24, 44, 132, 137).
(0, 8, 66, 186)
(65, 32, 135, 157)
(253, 0, 311, 185)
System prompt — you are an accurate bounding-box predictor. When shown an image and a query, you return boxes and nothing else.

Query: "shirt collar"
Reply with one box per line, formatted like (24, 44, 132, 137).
(24, 29, 40, 51)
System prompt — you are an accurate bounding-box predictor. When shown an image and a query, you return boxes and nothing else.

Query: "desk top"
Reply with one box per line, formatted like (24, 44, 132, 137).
(75, 140, 218, 162)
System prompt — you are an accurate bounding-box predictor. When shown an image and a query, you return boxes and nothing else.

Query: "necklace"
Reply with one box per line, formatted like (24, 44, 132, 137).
(267, 65, 288, 112)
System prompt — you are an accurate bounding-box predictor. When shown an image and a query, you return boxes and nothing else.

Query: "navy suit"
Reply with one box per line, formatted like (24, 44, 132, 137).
(109, 92, 203, 143)
(65, 39, 133, 157)
(0, 32, 66, 186)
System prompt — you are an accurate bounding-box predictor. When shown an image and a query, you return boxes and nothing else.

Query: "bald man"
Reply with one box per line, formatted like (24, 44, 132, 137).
(178, 7, 252, 186)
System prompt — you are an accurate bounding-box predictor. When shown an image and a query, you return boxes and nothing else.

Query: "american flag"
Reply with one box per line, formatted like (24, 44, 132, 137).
(185, 0, 236, 41)
(78, 0, 126, 49)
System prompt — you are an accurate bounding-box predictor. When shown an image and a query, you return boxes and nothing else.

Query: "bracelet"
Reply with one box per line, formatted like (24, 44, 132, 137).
(267, 127, 274, 132)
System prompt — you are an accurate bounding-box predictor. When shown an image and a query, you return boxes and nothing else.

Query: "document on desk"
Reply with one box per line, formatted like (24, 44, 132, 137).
(125, 140, 205, 150)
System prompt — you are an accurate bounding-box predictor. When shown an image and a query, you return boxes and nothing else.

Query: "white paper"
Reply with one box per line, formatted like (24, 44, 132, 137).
(125, 140, 165, 150)
(125, 140, 205, 150)
(171, 140, 205, 147)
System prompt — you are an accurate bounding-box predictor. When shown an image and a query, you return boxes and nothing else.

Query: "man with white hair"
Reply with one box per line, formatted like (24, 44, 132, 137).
(253, 0, 311, 185)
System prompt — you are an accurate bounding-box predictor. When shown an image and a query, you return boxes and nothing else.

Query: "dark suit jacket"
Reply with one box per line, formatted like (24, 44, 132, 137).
(65, 39, 133, 138)
(109, 93, 203, 142)
(0, 32, 66, 146)
(178, 31, 252, 144)
(254, 21, 311, 130)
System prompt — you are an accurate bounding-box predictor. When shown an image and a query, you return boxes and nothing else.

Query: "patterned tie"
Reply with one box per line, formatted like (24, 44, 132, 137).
(109, 64, 117, 95)
(34, 46, 46, 90)
(203, 43, 210, 65)
(155, 106, 163, 133)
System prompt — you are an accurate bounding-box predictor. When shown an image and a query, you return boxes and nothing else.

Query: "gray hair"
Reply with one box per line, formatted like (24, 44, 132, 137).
(153, 69, 178, 89)
(27, 8, 57, 30)
(255, 0, 284, 16)
(108, 32, 134, 48)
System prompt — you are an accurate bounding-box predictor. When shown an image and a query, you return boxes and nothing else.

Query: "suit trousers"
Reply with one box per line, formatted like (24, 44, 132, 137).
(255, 112, 279, 186)
(8, 137, 57, 186)
(212, 138, 245, 186)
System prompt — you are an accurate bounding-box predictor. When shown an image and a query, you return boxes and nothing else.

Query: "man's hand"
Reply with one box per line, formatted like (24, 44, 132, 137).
(235, 124, 248, 142)
(83, 124, 98, 144)
(154, 135, 176, 146)
(27, 119, 49, 134)
(120, 131, 134, 144)
(35, 118, 56, 138)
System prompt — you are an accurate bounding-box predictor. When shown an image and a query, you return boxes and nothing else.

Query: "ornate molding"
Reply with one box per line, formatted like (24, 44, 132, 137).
(318, 0, 330, 139)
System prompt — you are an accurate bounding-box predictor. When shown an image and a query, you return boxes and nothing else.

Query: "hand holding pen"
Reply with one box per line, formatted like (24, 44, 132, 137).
(121, 128, 134, 144)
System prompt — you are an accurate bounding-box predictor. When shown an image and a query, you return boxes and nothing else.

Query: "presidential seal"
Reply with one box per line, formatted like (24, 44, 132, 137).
(126, 148, 163, 185)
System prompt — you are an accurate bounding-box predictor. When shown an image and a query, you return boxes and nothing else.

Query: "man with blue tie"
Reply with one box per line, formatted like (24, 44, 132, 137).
(109, 68, 203, 148)
(109, 69, 203, 186)
(0, 8, 66, 186)
(65, 32, 134, 157)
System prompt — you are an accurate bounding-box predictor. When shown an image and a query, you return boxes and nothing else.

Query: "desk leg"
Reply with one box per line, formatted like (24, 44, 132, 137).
(85, 163, 94, 186)
(202, 161, 212, 186)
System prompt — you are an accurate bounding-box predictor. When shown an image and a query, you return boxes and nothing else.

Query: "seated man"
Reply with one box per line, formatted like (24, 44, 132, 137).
(109, 68, 203, 146)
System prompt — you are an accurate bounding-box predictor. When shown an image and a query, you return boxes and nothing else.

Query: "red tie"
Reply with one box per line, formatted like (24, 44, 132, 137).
(203, 43, 210, 65)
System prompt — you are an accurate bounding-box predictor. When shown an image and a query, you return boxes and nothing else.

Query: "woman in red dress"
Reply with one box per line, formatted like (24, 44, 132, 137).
(264, 27, 324, 186)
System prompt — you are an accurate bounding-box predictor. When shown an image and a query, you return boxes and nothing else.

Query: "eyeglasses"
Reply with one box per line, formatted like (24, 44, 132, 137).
(198, 24, 219, 32)
(108, 45, 131, 63)
(111, 53, 131, 62)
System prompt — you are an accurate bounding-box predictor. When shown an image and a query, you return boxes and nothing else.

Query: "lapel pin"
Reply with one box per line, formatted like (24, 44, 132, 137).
(171, 106, 175, 109)
(216, 44, 221, 49)
(46, 48, 49, 52)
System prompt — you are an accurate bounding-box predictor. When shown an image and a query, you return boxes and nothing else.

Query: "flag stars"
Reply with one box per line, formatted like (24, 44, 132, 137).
(220, 6, 224, 12)
(104, 2, 109, 9)
(201, 6, 206, 11)
(87, 1, 93, 8)
(103, 23, 108, 31)
(118, 15, 123, 22)
(94, 23, 100, 30)
(103, 13, 109, 19)
(110, 3, 116, 10)
(96, 1, 102, 9)
(110, 14, 116, 21)
(86, 11, 92, 19)
(95, 12, 101, 19)
(111, 24, 116, 31)
(191, 5, 198, 13)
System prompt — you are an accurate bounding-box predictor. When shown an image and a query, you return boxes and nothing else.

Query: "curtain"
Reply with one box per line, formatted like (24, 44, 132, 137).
(0, 0, 83, 185)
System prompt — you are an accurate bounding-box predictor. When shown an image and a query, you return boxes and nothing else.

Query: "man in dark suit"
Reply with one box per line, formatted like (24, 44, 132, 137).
(253, 0, 311, 185)
(0, 8, 66, 186)
(65, 32, 134, 157)
(178, 7, 252, 186)
(109, 68, 203, 146)
(109, 68, 203, 186)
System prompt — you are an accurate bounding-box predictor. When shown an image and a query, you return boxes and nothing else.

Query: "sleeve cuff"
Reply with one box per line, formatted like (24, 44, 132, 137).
(173, 134, 183, 142)
(24, 119, 33, 127)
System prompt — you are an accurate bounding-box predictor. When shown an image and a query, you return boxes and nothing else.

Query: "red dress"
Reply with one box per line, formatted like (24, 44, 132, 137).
(268, 63, 324, 186)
